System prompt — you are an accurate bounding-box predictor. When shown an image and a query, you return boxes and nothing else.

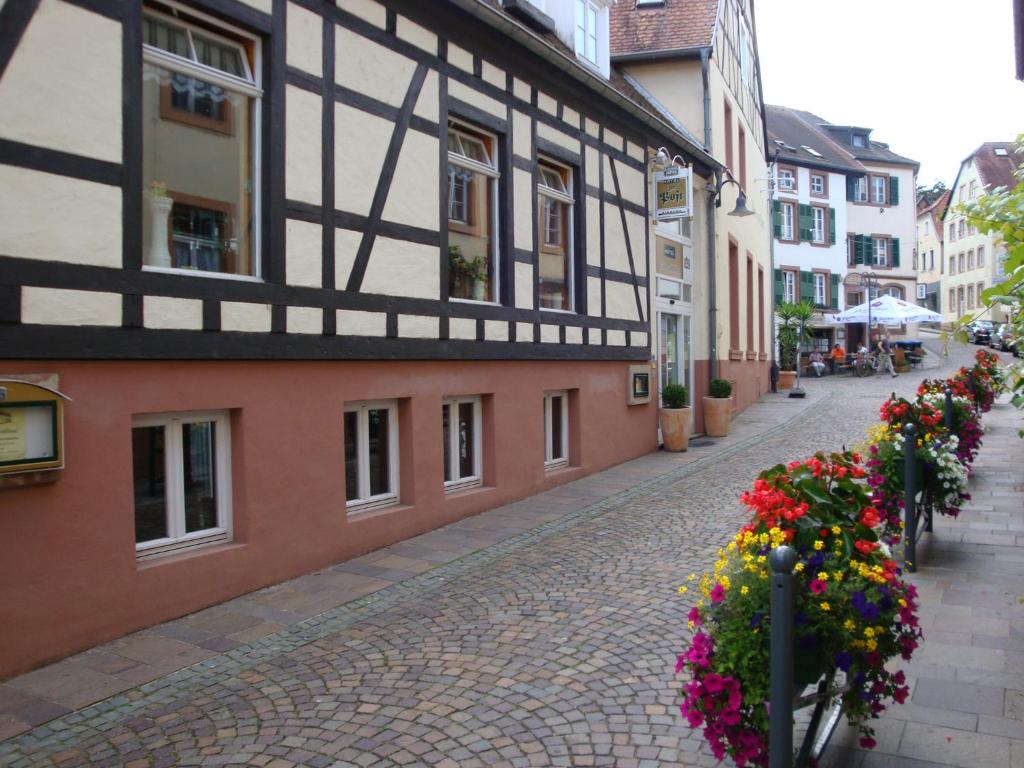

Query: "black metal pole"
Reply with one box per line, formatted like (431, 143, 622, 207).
(769, 545, 797, 768)
(903, 423, 918, 573)
(944, 388, 954, 431)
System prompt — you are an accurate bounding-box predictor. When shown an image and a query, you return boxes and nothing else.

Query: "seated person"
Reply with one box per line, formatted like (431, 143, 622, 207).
(809, 350, 827, 377)
(829, 343, 846, 373)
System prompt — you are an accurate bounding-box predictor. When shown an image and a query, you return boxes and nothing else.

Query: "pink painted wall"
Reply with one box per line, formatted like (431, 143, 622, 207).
(0, 358, 657, 678)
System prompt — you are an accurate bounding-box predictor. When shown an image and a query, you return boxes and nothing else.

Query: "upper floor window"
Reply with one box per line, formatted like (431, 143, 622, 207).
(782, 269, 796, 304)
(810, 173, 826, 196)
(958, 185, 966, 202)
(448, 122, 499, 303)
(949, 222, 956, 242)
(884, 286, 903, 300)
(870, 175, 888, 204)
(779, 201, 795, 241)
(575, 0, 600, 66)
(853, 176, 867, 202)
(811, 206, 826, 244)
(777, 167, 796, 192)
(142, 4, 261, 277)
(949, 255, 956, 275)
(873, 236, 888, 267)
(813, 272, 827, 306)
(958, 252, 965, 272)
(977, 246, 985, 267)
(852, 133, 867, 147)
(969, 180, 979, 198)
(958, 220, 965, 238)
(537, 159, 575, 311)
(923, 219, 929, 236)
(968, 249, 975, 270)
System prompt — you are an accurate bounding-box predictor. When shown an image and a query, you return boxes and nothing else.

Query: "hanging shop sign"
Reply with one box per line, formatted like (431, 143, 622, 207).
(0, 379, 70, 475)
(654, 165, 693, 220)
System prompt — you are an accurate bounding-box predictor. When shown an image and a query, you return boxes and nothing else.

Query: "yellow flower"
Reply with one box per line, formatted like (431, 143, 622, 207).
(843, 619, 856, 631)
(813, 540, 825, 551)
(720, 575, 731, 589)
(678, 585, 689, 594)
(898, 598, 907, 607)
(866, 638, 878, 651)
(833, 571, 844, 582)
(820, 602, 831, 611)
(757, 555, 767, 564)
(831, 526, 841, 535)
(817, 572, 829, 582)
(794, 562, 805, 573)
(740, 585, 749, 595)
(863, 627, 875, 638)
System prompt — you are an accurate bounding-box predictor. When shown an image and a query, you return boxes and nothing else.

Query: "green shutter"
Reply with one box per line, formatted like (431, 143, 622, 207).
(772, 199, 781, 238)
(828, 208, 836, 245)
(774, 268, 784, 304)
(846, 176, 856, 201)
(866, 235, 876, 263)
(798, 204, 812, 241)
(889, 176, 899, 206)
(830, 274, 839, 309)
(799, 269, 813, 302)
(854, 234, 865, 265)
(891, 237, 900, 267)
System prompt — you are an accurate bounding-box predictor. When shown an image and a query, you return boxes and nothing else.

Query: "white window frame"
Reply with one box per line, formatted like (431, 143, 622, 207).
(575, 0, 600, 66)
(810, 173, 825, 195)
(543, 391, 569, 470)
(813, 272, 827, 305)
(448, 120, 501, 305)
(870, 175, 888, 204)
(811, 206, 826, 244)
(133, 410, 232, 560)
(777, 168, 795, 192)
(344, 400, 399, 514)
(142, 2, 263, 281)
(780, 201, 794, 240)
(782, 269, 796, 304)
(885, 286, 902, 299)
(873, 237, 888, 267)
(854, 177, 868, 202)
(977, 246, 985, 267)
(443, 395, 482, 493)
(537, 157, 576, 313)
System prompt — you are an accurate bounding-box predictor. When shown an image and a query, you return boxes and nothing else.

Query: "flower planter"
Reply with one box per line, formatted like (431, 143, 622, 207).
(778, 370, 797, 390)
(702, 396, 733, 437)
(659, 407, 691, 452)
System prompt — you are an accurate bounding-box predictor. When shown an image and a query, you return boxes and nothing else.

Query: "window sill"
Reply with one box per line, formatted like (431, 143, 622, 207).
(137, 538, 241, 568)
(449, 297, 500, 307)
(728, 348, 744, 361)
(539, 307, 576, 316)
(444, 481, 490, 498)
(544, 459, 570, 472)
(346, 500, 409, 520)
(346, 495, 400, 516)
(142, 265, 263, 282)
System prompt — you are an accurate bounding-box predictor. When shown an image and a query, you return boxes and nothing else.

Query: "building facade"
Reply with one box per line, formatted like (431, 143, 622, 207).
(0, 0, 719, 677)
(915, 191, 949, 315)
(940, 143, 1022, 325)
(609, 0, 773, 421)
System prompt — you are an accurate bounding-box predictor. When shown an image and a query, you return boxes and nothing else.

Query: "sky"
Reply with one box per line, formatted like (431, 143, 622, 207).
(755, 0, 1024, 187)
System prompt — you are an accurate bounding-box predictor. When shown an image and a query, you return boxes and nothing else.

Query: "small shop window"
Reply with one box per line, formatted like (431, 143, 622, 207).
(442, 396, 482, 492)
(543, 391, 569, 470)
(344, 401, 399, 513)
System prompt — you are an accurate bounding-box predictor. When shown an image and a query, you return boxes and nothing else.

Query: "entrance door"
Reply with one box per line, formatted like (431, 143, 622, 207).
(658, 312, 692, 403)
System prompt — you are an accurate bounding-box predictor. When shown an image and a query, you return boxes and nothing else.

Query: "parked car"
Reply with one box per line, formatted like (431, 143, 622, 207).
(967, 320, 995, 344)
(990, 324, 1007, 349)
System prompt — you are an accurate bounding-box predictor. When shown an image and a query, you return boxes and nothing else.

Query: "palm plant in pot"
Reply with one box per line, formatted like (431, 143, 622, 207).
(659, 383, 691, 452)
(775, 300, 816, 390)
(702, 378, 733, 437)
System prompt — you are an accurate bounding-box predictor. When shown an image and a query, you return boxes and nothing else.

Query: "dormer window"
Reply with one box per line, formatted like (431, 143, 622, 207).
(575, 0, 600, 65)
(852, 133, 867, 148)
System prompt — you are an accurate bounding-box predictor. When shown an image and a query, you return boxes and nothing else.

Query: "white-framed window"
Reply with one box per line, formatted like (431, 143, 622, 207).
(443, 396, 482, 492)
(810, 173, 825, 195)
(739, 25, 751, 86)
(967, 284, 975, 308)
(959, 185, 966, 202)
(853, 176, 868, 202)
(977, 246, 985, 267)
(885, 286, 903, 299)
(870, 175, 888, 204)
(777, 167, 795, 191)
(968, 249, 975, 270)
(813, 272, 827, 306)
(448, 121, 500, 303)
(543, 391, 569, 470)
(344, 401, 399, 513)
(782, 269, 796, 304)
(959, 252, 965, 272)
(142, 3, 262, 278)
(811, 206, 826, 244)
(780, 201, 794, 240)
(949, 222, 956, 242)
(873, 237, 888, 267)
(132, 410, 232, 560)
(969, 180, 979, 198)
(574, 0, 600, 66)
(949, 255, 956, 275)
(929, 250, 935, 271)
(958, 220, 965, 238)
(537, 158, 575, 311)
(923, 219, 930, 236)
(977, 282, 985, 302)
(852, 133, 867, 148)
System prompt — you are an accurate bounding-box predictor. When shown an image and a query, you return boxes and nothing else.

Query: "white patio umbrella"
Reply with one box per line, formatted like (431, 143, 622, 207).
(829, 294, 943, 324)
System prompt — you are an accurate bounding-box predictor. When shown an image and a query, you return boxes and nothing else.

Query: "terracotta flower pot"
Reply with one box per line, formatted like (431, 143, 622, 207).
(778, 370, 797, 390)
(659, 407, 691, 452)
(702, 396, 733, 437)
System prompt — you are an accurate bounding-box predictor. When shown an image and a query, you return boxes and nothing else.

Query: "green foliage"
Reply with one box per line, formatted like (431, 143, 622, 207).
(447, 245, 487, 282)
(662, 383, 689, 409)
(709, 378, 733, 398)
(959, 135, 1024, 433)
(775, 300, 816, 371)
(915, 180, 947, 207)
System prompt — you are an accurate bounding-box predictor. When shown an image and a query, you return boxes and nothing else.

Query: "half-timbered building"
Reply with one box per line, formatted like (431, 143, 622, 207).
(0, 0, 718, 675)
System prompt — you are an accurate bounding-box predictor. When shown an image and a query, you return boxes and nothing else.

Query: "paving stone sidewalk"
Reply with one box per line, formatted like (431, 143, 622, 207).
(0, 343, 1018, 767)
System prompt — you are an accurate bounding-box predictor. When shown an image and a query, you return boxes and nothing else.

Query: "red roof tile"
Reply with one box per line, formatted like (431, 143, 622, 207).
(609, 0, 719, 57)
(973, 142, 1023, 191)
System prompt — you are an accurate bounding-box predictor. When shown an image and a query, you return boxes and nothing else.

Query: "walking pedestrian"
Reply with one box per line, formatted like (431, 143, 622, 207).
(876, 334, 897, 378)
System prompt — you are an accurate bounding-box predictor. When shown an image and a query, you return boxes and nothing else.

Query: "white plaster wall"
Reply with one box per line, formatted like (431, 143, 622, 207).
(286, 219, 323, 288)
(607, 329, 627, 346)
(399, 314, 438, 338)
(626, 210, 647, 277)
(0, 0, 121, 162)
(485, 319, 508, 341)
(287, 306, 322, 334)
(449, 317, 477, 340)
(361, 236, 439, 299)
(447, 43, 474, 74)
(382, 129, 440, 231)
(563, 106, 580, 130)
(603, 201, 630, 273)
(0, 166, 120, 267)
(395, 15, 436, 54)
(537, 122, 580, 155)
(632, 331, 648, 347)
(537, 91, 557, 117)
(336, 27, 416, 108)
(615, 163, 646, 209)
(845, 164, 917, 283)
(481, 62, 505, 91)
(334, 227, 363, 289)
(286, 3, 322, 77)
(587, 276, 602, 312)
(541, 324, 559, 343)
(413, 71, 438, 123)
(565, 326, 583, 345)
(515, 262, 535, 310)
(221, 302, 272, 333)
(513, 111, 531, 160)
(772, 168, 848, 284)
(605, 281, 638, 321)
(22, 287, 120, 326)
(144, 296, 203, 330)
(335, 104, 392, 216)
(338, 309, 386, 336)
(516, 321, 534, 342)
(585, 196, 601, 265)
(603, 128, 623, 153)
(285, 86, 323, 205)
(512, 78, 531, 103)
(336, 0, 385, 28)
(237, 0, 272, 13)
(449, 80, 506, 119)
(513, 168, 534, 251)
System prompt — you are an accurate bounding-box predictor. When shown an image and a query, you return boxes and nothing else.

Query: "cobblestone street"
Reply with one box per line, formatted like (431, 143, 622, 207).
(1, 343, 1020, 768)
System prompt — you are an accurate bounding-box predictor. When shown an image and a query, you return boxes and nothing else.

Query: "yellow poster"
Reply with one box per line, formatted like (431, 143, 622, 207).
(0, 408, 26, 463)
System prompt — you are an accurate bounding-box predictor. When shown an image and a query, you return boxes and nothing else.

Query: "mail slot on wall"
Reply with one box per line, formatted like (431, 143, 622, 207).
(0, 379, 70, 476)
(627, 365, 652, 405)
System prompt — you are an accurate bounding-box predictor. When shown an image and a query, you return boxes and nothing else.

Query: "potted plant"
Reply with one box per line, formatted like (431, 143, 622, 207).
(702, 378, 733, 437)
(775, 300, 815, 390)
(659, 383, 691, 452)
(448, 244, 488, 301)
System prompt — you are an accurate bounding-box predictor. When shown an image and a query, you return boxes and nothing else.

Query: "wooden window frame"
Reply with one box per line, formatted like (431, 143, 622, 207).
(967, 249, 975, 270)
(976, 282, 985, 303)
(949, 255, 956, 275)
(344, 400, 400, 514)
(967, 284, 975, 309)
(958, 252, 965, 273)
(442, 395, 483, 493)
(977, 246, 985, 267)
(809, 172, 827, 198)
(536, 157, 575, 312)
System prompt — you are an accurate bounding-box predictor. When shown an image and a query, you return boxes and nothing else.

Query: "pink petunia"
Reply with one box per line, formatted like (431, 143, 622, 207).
(710, 583, 726, 603)
(809, 578, 828, 595)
